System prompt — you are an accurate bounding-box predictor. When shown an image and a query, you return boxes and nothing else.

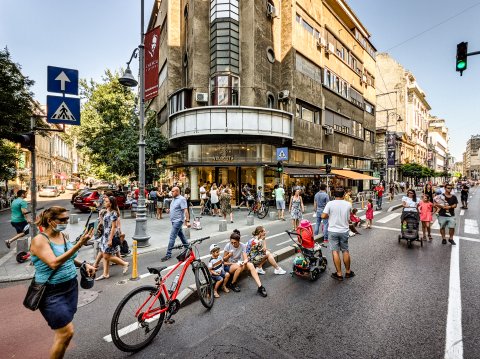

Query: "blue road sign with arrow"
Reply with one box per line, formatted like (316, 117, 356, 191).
(47, 95, 80, 126)
(47, 66, 79, 95)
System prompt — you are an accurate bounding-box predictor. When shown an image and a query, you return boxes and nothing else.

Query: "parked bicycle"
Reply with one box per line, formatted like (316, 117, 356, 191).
(248, 200, 269, 219)
(110, 236, 214, 352)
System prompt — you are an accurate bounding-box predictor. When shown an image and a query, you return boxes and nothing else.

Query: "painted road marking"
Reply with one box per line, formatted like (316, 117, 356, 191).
(432, 219, 440, 230)
(276, 239, 293, 246)
(360, 211, 381, 221)
(377, 212, 401, 224)
(445, 236, 463, 359)
(464, 219, 479, 235)
(459, 210, 465, 216)
(370, 225, 480, 243)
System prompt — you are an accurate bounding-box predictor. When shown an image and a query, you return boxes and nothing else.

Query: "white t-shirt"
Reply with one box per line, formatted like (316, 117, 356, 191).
(402, 196, 419, 212)
(200, 186, 207, 199)
(322, 199, 351, 233)
(210, 189, 219, 204)
(223, 242, 246, 263)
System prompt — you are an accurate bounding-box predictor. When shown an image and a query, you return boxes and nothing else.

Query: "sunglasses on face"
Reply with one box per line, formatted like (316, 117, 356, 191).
(54, 217, 69, 223)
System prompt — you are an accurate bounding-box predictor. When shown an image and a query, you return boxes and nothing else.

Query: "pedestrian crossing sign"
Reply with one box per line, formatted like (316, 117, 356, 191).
(47, 95, 81, 126)
(276, 147, 289, 161)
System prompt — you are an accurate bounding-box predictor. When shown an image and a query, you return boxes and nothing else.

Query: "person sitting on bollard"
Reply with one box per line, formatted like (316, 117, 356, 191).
(223, 230, 267, 297)
(207, 244, 230, 298)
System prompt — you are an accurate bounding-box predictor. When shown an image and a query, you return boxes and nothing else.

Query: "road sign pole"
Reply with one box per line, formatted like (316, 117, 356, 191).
(30, 117, 37, 238)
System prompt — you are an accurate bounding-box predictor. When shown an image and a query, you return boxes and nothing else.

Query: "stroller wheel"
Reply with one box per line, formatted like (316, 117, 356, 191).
(407, 241, 413, 249)
(16, 251, 29, 263)
(320, 257, 327, 272)
(310, 268, 320, 281)
(420, 238, 423, 247)
(398, 234, 401, 243)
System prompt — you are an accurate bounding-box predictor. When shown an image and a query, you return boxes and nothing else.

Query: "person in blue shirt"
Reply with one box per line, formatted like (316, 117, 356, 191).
(161, 187, 191, 261)
(5, 190, 30, 249)
(30, 206, 96, 359)
(313, 183, 330, 242)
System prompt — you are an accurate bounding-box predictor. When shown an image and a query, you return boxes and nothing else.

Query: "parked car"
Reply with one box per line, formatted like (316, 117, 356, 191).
(66, 183, 76, 191)
(73, 190, 128, 212)
(39, 186, 60, 197)
(71, 188, 89, 204)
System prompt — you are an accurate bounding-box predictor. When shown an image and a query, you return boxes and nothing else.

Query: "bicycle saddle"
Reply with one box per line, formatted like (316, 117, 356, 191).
(147, 266, 167, 275)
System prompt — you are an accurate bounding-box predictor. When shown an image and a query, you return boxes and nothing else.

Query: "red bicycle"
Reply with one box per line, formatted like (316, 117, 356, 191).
(110, 236, 214, 352)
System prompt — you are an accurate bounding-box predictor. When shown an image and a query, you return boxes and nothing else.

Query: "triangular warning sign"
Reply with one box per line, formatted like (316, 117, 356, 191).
(51, 101, 76, 121)
(279, 150, 286, 158)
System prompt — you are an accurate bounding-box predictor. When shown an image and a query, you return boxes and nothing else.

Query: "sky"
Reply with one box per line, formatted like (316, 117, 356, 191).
(349, 0, 480, 161)
(1, 0, 478, 161)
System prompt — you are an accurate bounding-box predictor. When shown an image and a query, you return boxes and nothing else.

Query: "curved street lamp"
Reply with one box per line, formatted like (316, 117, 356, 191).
(119, 0, 150, 247)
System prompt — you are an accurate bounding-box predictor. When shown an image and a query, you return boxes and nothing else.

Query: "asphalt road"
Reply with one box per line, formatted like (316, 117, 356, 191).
(1, 188, 479, 358)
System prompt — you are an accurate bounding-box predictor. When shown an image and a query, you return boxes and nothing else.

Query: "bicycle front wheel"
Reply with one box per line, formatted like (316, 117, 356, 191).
(194, 262, 214, 309)
(257, 203, 269, 219)
(111, 285, 166, 352)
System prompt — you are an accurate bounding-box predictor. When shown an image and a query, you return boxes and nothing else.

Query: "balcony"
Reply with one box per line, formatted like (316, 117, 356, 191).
(169, 106, 293, 140)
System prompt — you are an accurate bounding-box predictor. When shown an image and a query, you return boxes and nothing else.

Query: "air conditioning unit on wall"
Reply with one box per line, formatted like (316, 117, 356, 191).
(317, 37, 327, 48)
(328, 43, 335, 54)
(267, 3, 278, 18)
(278, 90, 290, 101)
(196, 93, 208, 103)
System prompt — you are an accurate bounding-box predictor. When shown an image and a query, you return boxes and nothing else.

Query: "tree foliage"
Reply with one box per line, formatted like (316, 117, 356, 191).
(72, 70, 168, 181)
(0, 140, 18, 181)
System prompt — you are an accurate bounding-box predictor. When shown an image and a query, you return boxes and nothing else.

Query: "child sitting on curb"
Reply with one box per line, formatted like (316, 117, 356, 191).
(207, 244, 230, 298)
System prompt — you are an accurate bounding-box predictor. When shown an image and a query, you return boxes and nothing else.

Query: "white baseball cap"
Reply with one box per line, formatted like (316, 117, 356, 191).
(209, 244, 220, 253)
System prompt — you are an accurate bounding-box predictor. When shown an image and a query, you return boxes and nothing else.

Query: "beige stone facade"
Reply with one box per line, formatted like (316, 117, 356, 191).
(147, 0, 377, 200)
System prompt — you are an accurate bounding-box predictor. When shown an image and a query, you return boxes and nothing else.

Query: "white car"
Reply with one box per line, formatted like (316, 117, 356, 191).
(66, 183, 76, 191)
(38, 186, 60, 197)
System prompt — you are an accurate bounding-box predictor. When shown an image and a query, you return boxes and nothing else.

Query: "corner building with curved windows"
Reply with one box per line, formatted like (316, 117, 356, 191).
(148, 0, 377, 202)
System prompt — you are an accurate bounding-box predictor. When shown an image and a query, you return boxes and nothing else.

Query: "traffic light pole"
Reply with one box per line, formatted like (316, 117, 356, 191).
(30, 117, 37, 238)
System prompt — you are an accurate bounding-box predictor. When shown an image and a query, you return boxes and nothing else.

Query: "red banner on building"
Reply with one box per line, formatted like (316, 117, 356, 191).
(144, 26, 161, 101)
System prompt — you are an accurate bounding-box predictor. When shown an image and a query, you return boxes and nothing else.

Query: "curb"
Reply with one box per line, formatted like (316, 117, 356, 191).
(388, 204, 403, 212)
(0, 273, 34, 283)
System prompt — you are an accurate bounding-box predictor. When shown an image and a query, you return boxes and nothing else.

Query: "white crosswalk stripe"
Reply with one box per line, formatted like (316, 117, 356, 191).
(360, 211, 381, 221)
(464, 219, 479, 235)
(432, 219, 440, 230)
(377, 212, 401, 223)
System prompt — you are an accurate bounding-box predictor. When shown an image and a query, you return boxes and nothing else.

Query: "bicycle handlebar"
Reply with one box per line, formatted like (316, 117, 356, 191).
(171, 236, 210, 250)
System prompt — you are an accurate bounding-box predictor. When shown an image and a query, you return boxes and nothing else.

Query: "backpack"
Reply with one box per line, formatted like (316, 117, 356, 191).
(120, 240, 131, 255)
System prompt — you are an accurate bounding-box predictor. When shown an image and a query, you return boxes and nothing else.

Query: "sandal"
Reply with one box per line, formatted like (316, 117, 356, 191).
(222, 286, 230, 293)
(331, 272, 343, 281)
(95, 274, 110, 281)
(214, 292, 220, 298)
(122, 263, 130, 274)
(345, 271, 356, 278)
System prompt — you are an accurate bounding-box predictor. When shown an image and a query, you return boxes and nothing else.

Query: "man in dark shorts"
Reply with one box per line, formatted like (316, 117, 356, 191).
(5, 190, 30, 249)
(434, 184, 458, 245)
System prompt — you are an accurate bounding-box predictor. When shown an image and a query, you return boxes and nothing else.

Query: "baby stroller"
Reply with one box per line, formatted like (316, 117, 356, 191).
(201, 198, 212, 216)
(286, 220, 327, 281)
(398, 208, 423, 248)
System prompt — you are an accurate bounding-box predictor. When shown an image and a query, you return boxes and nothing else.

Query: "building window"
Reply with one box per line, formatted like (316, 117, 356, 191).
(267, 93, 275, 108)
(349, 87, 364, 108)
(159, 63, 167, 86)
(266, 47, 275, 63)
(365, 101, 375, 115)
(296, 100, 320, 124)
(210, 0, 239, 22)
(168, 89, 192, 115)
(210, 75, 239, 106)
(364, 129, 374, 143)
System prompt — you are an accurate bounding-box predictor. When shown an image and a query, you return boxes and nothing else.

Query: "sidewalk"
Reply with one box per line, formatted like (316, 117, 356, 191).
(0, 205, 314, 283)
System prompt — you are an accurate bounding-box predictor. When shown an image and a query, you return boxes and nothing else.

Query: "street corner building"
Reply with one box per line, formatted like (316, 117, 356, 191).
(146, 0, 378, 202)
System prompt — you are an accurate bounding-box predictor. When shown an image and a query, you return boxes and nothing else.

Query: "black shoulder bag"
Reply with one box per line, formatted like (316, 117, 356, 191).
(23, 233, 68, 311)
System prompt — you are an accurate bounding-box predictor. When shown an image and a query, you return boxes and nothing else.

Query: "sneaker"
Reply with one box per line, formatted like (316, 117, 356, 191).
(229, 282, 241, 292)
(274, 267, 286, 275)
(257, 285, 267, 297)
(448, 239, 456, 245)
(442, 239, 447, 245)
(161, 255, 171, 262)
(256, 267, 266, 275)
(4, 240, 10, 249)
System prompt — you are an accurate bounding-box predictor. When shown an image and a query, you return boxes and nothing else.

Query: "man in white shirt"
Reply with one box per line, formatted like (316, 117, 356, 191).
(321, 187, 355, 281)
(199, 183, 207, 205)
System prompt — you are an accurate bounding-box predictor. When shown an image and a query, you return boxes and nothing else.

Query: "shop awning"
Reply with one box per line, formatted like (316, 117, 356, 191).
(331, 169, 377, 180)
(283, 167, 324, 178)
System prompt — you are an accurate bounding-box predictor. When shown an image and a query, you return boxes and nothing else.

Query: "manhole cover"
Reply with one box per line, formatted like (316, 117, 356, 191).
(77, 290, 99, 308)
(116, 279, 129, 285)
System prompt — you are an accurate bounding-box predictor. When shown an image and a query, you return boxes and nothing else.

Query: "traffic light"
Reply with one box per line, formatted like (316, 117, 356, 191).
(12, 132, 35, 150)
(276, 161, 283, 173)
(456, 42, 468, 75)
(326, 164, 332, 174)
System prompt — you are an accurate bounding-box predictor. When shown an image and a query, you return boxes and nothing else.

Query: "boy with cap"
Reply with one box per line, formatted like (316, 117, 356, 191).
(208, 244, 230, 298)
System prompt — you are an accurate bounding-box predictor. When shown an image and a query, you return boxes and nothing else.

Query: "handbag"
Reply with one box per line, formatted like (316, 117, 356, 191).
(23, 234, 67, 311)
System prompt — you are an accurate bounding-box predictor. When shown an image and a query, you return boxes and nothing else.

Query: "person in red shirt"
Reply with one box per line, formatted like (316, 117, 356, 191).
(374, 183, 384, 210)
(418, 194, 433, 241)
(134, 188, 148, 200)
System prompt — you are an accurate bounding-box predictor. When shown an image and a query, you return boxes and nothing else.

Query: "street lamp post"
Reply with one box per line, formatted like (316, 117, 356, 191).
(119, 0, 150, 247)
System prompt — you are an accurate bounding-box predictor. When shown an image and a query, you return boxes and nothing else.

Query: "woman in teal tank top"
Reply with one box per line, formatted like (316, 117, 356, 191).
(30, 206, 96, 359)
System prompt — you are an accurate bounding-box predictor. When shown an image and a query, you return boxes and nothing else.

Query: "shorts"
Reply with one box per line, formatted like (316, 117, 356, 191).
(276, 200, 285, 210)
(223, 265, 231, 273)
(211, 269, 226, 282)
(40, 278, 78, 330)
(11, 221, 28, 234)
(211, 202, 219, 209)
(438, 216, 456, 229)
(328, 231, 349, 252)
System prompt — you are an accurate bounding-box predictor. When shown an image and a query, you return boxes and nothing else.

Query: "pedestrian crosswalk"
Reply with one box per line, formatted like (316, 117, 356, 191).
(376, 212, 401, 223)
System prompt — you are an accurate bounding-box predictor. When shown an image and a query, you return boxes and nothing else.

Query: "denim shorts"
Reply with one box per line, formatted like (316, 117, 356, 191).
(276, 200, 285, 210)
(328, 231, 350, 252)
(211, 269, 226, 282)
(438, 216, 456, 229)
(40, 278, 78, 330)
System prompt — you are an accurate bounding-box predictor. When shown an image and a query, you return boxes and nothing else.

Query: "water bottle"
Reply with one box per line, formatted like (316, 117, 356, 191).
(170, 274, 180, 293)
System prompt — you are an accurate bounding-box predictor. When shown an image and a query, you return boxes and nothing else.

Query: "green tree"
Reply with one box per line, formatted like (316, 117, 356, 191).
(0, 140, 18, 181)
(72, 70, 168, 181)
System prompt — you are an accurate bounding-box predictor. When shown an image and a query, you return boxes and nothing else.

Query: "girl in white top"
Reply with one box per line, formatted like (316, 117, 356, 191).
(210, 184, 220, 216)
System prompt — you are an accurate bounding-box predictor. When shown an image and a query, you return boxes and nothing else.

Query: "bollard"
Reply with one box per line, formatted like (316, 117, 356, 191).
(184, 226, 191, 239)
(69, 214, 79, 224)
(269, 211, 277, 220)
(247, 215, 254, 226)
(219, 220, 227, 232)
(130, 240, 139, 281)
(361, 196, 365, 210)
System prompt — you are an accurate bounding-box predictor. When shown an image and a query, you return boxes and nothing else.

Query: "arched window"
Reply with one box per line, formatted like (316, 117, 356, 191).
(267, 93, 275, 108)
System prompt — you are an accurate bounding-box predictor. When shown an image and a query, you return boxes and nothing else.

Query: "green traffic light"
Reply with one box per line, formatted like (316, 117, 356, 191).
(457, 61, 466, 70)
